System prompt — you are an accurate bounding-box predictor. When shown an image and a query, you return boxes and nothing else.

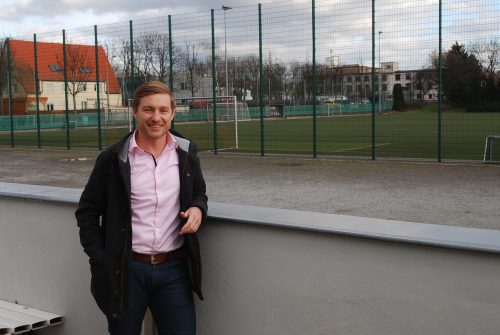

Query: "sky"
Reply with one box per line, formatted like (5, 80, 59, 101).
(0, 0, 275, 37)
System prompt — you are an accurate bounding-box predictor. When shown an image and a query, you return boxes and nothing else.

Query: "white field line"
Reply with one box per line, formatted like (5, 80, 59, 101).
(333, 142, 390, 153)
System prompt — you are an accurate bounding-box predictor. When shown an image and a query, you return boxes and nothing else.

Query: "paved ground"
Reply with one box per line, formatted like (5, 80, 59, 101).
(1, 146, 499, 230)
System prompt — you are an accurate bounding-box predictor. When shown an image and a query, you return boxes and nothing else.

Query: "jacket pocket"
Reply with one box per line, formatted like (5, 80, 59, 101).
(89, 258, 109, 315)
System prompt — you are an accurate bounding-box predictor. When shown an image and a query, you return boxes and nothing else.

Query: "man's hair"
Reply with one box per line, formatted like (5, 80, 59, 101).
(132, 81, 177, 111)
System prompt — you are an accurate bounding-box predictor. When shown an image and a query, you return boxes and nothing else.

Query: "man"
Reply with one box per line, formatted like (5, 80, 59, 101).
(76, 81, 207, 335)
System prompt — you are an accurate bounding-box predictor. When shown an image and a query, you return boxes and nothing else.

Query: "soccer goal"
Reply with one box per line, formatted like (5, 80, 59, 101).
(484, 135, 500, 163)
(175, 96, 251, 150)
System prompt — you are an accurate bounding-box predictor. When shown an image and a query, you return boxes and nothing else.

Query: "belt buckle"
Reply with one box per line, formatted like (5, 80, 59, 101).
(150, 254, 160, 265)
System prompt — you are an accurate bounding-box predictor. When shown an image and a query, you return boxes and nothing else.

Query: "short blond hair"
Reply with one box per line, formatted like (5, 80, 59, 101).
(132, 81, 177, 111)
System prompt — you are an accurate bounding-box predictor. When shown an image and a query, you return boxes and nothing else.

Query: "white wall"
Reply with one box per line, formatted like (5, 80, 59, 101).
(1, 184, 500, 334)
(39, 81, 122, 111)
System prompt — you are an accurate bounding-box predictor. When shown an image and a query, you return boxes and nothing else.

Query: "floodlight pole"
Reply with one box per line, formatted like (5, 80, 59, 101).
(378, 31, 382, 114)
(223, 4, 232, 96)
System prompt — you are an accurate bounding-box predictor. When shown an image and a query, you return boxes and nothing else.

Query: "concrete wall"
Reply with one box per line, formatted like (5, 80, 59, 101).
(1, 182, 500, 334)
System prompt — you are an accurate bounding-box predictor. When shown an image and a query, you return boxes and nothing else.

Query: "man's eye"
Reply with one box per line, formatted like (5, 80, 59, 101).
(160, 110, 170, 114)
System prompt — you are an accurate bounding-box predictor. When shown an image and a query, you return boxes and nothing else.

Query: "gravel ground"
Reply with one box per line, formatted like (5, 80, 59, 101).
(0, 146, 499, 230)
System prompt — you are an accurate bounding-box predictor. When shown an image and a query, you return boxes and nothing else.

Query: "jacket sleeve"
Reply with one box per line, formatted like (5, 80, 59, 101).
(75, 151, 109, 262)
(190, 144, 208, 222)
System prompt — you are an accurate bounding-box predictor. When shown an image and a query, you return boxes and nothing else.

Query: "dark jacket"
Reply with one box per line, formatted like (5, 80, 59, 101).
(75, 130, 207, 318)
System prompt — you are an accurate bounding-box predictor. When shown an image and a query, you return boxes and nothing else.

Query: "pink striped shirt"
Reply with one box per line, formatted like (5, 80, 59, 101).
(128, 131, 183, 254)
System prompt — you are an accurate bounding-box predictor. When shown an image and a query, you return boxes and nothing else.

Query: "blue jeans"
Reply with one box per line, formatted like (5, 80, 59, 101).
(108, 258, 196, 335)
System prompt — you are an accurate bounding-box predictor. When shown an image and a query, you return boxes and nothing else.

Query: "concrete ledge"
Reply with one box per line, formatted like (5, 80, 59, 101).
(2, 181, 500, 255)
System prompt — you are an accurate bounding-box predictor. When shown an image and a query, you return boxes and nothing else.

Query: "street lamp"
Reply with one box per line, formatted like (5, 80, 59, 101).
(378, 31, 382, 113)
(222, 4, 232, 97)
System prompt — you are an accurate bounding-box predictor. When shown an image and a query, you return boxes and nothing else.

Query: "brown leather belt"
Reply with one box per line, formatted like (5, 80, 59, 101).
(132, 246, 187, 265)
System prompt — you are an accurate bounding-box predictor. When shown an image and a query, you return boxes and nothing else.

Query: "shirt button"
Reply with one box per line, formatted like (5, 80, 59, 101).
(115, 270, 120, 275)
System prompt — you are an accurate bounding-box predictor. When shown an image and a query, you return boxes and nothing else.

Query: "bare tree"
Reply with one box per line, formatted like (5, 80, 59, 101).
(115, 39, 134, 102)
(179, 42, 205, 97)
(134, 32, 178, 83)
(241, 55, 260, 102)
(0, 38, 12, 115)
(412, 52, 438, 102)
(413, 69, 436, 102)
(0, 38, 8, 115)
(0, 38, 19, 116)
(227, 56, 245, 101)
(56, 43, 93, 114)
(134, 34, 155, 82)
(470, 39, 499, 80)
(264, 53, 286, 104)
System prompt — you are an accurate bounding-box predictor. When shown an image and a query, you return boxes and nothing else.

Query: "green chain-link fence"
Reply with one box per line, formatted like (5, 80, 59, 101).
(1, 0, 499, 161)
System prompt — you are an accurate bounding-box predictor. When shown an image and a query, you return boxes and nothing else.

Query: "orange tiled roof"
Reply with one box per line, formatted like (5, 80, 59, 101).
(9, 39, 120, 95)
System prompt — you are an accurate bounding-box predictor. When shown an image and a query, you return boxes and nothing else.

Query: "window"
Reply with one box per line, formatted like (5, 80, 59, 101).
(347, 76, 352, 83)
(79, 67, 91, 74)
(382, 84, 387, 92)
(82, 83, 87, 91)
(47, 103, 54, 111)
(428, 94, 433, 99)
(405, 74, 411, 81)
(382, 74, 387, 82)
(94, 84, 97, 91)
(395, 74, 401, 81)
(48, 64, 62, 72)
(364, 75, 369, 82)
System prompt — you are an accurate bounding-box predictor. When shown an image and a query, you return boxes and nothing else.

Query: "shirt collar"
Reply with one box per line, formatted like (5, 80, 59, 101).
(128, 130, 179, 154)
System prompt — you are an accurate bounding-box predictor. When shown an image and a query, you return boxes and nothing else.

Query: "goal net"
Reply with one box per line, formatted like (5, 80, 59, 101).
(174, 96, 251, 150)
(484, 135, 500, 163)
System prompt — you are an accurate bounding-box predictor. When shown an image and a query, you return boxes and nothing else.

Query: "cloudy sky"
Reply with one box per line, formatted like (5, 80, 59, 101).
(0, 0, 277, 36)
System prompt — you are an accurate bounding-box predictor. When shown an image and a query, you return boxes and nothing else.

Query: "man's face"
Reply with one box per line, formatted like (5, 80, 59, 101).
(134, 93, 175, 142)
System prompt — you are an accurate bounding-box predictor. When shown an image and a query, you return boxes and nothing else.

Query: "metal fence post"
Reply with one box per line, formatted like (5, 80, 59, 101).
(259, 3, 264, 156)
(168, 15, 174, 91)
(438, 0, 443, 162)
(130, 20, 136, 130)
(94, 25, 102, 150)
(33, 34, 41, 148)
(168, 15, 175, 129)
(62, 30, 71, 149)
(6, 38, 14, 148)
(312, 0, 317, 158)
(371, 0, 376, 160)
(211, 9, 218, 154)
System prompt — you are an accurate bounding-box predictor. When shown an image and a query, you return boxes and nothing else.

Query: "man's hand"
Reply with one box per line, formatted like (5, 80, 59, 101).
(179, 207, 202, 235)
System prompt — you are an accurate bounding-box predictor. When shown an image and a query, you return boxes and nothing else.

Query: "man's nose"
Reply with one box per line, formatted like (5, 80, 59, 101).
(151, 110, 161, 121)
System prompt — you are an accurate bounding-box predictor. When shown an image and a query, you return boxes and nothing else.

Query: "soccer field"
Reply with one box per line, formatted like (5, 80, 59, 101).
(1, 107, 499, 161)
